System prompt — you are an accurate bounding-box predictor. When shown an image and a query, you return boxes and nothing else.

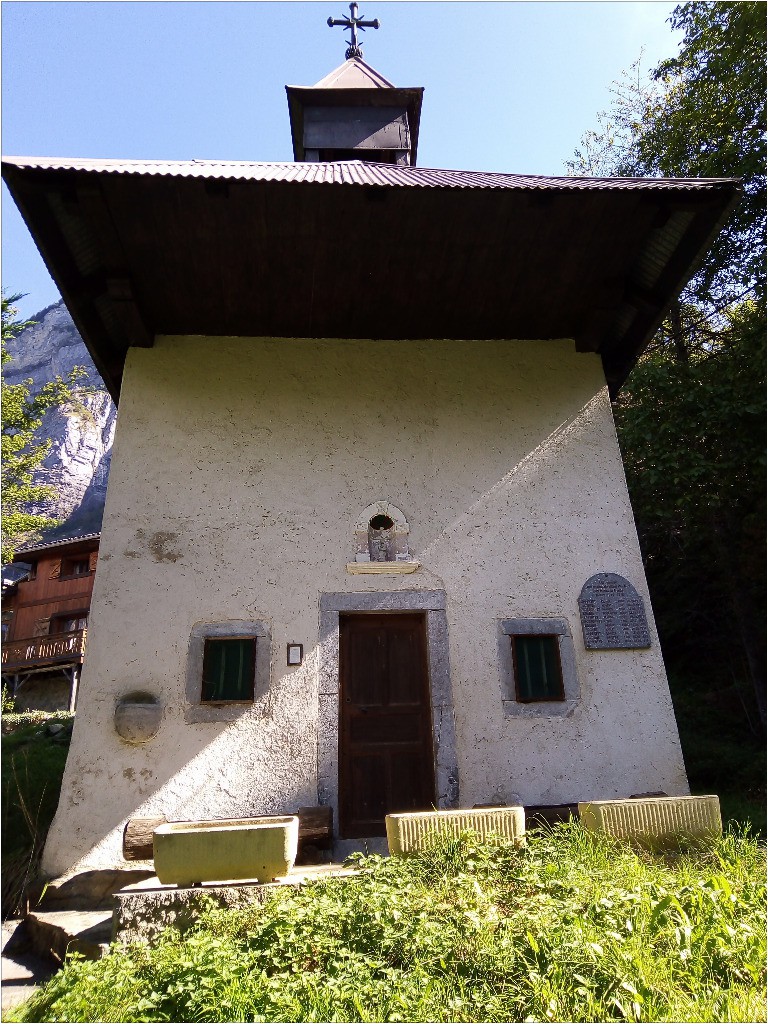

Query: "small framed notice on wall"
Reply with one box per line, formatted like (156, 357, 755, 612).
(287, 643, 303, 666)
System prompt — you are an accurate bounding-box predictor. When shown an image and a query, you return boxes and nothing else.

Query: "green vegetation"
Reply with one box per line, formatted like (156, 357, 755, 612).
(1, 712, 73, 917)
(569, 1, 765, 304)
(673, 674, 766, 839)
(10, 827, 766, 1023)
(570, 2, 766, 811)
(615, 299, 767, 829)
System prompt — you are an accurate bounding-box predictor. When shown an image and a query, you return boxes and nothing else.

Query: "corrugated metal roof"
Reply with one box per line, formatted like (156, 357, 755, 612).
(14, 532, 101, 559)
(1, 155, 738, 192)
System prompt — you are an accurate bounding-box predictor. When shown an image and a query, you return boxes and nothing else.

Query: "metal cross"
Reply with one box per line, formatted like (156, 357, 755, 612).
(327, 2, 380, 59)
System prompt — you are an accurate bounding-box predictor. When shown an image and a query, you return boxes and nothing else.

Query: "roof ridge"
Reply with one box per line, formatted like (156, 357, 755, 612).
(1, 156, 741, 190)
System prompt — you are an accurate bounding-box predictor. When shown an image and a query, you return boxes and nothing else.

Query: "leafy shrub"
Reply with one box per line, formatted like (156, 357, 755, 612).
(10, 825, 766, 1023)
(2, 683, 17, 714)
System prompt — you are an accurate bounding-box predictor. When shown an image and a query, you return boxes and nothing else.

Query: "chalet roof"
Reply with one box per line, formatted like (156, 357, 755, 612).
(12, 532, 101, 562)
(2, 565, 29, 592)
(1, 155, 739, 401)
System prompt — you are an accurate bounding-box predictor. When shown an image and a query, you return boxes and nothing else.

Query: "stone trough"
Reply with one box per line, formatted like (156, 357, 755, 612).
(578, 795, 722, 849)
(153, 815, 299, 886)
(385, 807, 526, 855)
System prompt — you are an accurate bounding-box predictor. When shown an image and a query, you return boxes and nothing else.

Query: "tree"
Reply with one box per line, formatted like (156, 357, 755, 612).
(640, 2, 766, 303)
(568, 3, 766, 725)
(1, 294, 85, 562)
(568, 2, 766, 305)
(613, 300, 766, 725)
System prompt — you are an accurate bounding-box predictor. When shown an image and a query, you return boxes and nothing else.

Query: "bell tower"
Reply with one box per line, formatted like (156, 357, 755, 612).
(286, 4, 423, 166)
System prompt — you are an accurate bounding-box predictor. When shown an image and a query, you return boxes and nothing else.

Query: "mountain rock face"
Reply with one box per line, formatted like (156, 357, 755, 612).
(4, 300, 115, 540)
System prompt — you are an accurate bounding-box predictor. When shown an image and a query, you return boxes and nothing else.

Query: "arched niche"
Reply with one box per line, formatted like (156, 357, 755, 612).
(347, 501, 420, 575)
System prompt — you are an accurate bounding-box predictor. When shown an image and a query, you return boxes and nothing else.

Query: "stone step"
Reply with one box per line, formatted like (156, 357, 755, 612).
(2, 919, 58, 1014)
(114, 864, 359, 945)
(24, 910, 114, 964)
(31, 868, 155, 912)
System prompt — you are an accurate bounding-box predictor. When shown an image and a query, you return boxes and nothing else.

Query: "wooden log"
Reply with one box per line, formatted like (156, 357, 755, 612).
(297, 806, 333, 848)
(123, 816, 167, 860)
(124, 808, 332, 861)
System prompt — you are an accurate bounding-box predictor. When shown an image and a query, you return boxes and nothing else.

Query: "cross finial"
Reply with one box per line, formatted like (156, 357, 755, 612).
(327, 2, 380, 59)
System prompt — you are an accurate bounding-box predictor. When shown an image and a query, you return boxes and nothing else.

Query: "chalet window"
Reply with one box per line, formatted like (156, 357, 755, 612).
(51, 614, 88, 634)
(499, 618, 579, 717)
(60, 557, 91, 579)
(185, 621, 270, 723)
(201, 638, 256, 703)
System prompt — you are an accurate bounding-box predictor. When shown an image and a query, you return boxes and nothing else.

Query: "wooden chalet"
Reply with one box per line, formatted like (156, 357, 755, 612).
(2, 533, 99, 711)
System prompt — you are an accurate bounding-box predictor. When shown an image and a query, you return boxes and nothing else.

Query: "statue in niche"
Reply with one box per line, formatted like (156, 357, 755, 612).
(368, 514, 395, 562)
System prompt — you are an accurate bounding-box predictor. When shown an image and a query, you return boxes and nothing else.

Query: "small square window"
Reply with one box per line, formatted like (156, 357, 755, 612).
(186, 621, 269, 723)
(201, 638, 256, 702)
(499, 617, 578, 717)
(511, 635, 564, 702)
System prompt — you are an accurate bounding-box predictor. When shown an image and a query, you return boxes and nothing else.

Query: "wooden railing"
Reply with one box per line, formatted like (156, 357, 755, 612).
(1, 629, 87, 670)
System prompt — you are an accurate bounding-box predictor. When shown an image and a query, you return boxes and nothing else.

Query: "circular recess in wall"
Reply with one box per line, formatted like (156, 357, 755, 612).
(114, 691, 163, 744)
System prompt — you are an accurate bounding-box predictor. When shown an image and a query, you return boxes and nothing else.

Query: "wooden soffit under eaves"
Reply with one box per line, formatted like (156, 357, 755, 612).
(1, 159, 739, 402)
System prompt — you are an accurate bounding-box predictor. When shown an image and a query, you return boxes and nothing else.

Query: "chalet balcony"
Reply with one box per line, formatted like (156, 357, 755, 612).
(1, 629, 87, 672)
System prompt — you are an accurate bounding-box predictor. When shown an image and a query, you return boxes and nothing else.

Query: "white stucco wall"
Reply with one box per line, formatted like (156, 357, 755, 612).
(43, 336, 687, 876)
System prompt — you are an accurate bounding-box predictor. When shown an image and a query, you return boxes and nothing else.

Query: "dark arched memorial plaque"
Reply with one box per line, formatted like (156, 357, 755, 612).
(578, 573, 651, 649)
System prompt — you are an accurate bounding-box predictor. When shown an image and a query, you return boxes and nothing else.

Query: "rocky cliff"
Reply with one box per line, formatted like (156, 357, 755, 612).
(4, 300, 115, 541)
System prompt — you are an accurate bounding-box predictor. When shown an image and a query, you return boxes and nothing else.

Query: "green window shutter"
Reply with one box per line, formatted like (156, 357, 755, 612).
(202, 638, 256, 702)
(512, 635, 564, 702)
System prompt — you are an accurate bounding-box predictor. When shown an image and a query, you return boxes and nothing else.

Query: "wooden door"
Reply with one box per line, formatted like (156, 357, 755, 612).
(339, 613, 435, 838)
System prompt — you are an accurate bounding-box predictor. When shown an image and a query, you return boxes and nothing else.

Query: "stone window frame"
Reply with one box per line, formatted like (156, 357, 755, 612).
(318, 590, 460, 835)
(185, 620, 270, 723)
(499, 617, 579, 718)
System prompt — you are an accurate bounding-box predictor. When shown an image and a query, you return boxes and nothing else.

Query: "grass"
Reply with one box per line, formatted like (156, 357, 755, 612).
(9, 824, 766, 1023)
(1, 712, 73, 917)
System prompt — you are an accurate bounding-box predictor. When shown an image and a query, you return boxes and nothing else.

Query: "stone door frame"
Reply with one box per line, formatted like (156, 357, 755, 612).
(318, 590, 459, 837)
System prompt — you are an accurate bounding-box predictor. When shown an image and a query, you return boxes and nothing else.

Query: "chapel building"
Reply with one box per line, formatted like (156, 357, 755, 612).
(2, 36, 739, 874)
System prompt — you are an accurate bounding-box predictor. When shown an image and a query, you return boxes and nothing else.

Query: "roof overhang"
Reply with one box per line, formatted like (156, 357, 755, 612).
(12, 532, 101, 562)
(1, 157, 739, 402)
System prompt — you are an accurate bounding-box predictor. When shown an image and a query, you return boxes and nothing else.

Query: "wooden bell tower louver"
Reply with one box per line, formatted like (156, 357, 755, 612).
(286, 57, 424, 165)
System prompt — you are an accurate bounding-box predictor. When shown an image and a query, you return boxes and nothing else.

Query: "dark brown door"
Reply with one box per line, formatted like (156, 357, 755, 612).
(339, 613, 435, 838)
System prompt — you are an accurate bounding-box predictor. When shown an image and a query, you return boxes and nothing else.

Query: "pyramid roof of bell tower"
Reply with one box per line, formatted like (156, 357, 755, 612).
(313, 57, 395, 90)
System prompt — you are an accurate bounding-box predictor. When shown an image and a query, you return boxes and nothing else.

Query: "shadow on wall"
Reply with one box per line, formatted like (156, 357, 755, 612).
(49, 655, 320, 876)
(45, 391, 621, 874)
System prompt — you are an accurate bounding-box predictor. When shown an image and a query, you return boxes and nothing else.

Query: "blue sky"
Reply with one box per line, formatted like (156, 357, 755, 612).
(2, 1, 681, 318)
